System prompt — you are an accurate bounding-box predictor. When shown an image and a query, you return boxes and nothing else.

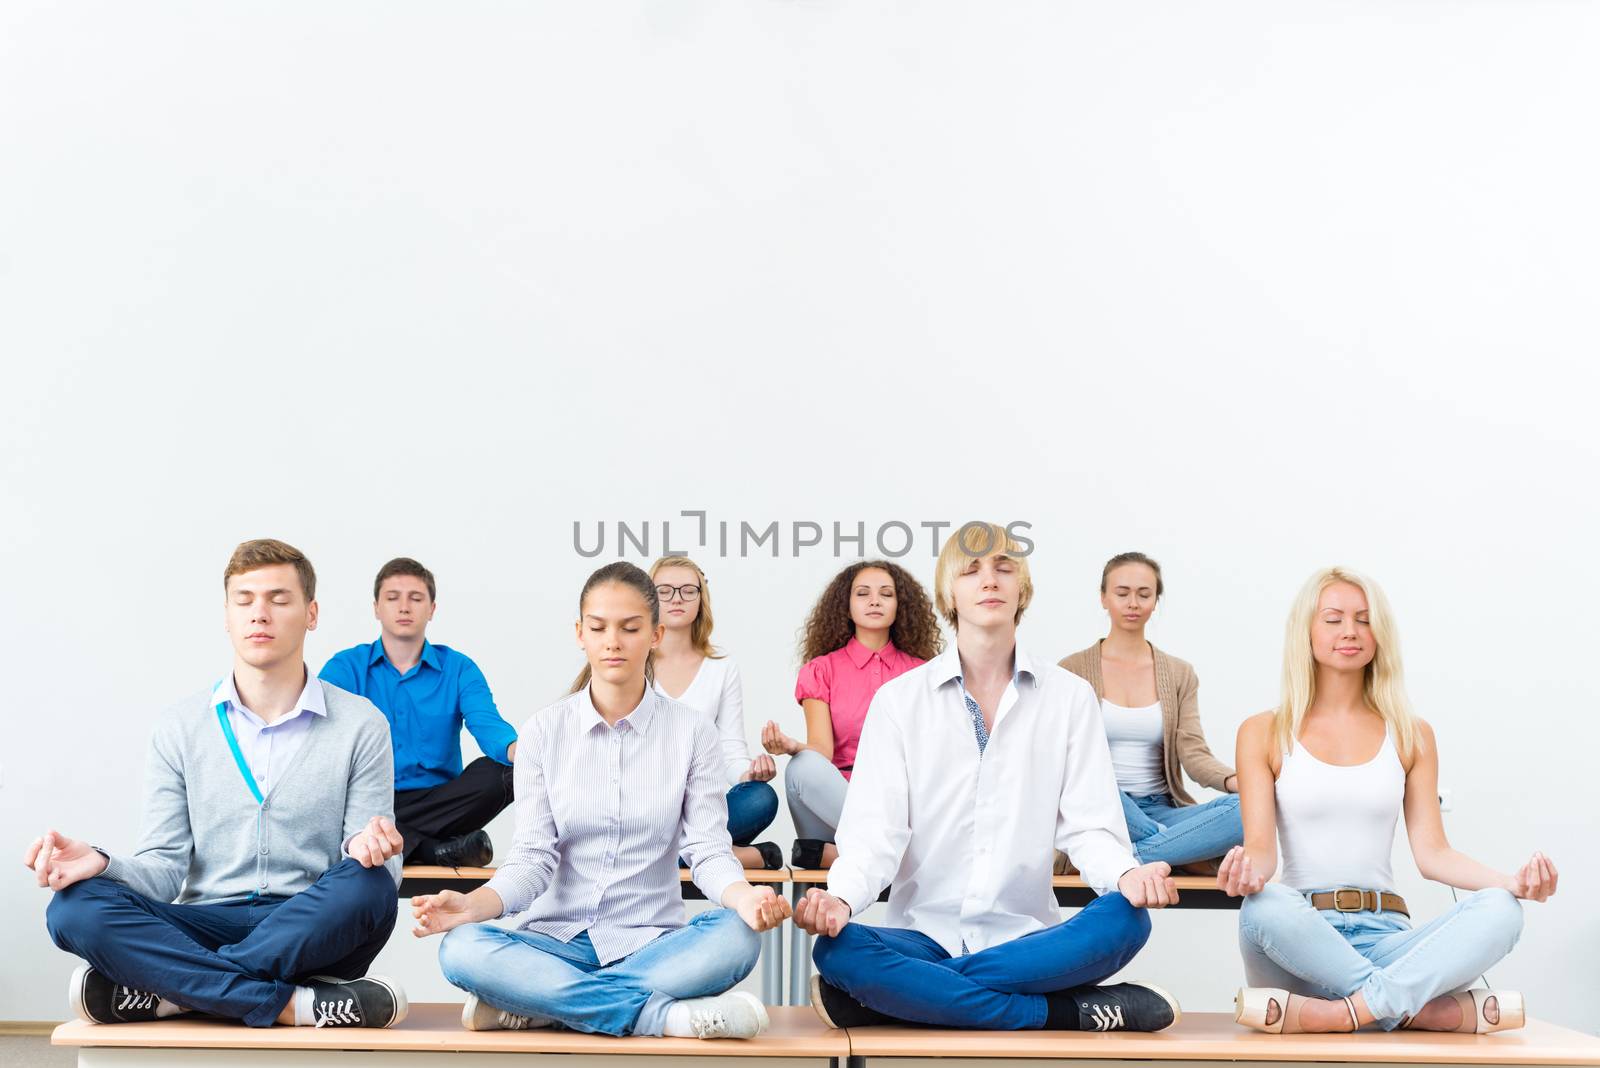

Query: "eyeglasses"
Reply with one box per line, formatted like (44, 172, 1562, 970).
(656, 584, 701, 602)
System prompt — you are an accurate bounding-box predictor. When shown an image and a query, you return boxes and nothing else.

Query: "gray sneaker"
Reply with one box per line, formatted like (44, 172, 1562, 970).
(461, 993, 545, 1032)
(679, 991, 770, 1039)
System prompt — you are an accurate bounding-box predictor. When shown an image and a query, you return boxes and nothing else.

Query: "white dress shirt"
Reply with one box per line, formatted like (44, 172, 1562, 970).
(210, 670, 326, 796)
(486, 685, 745, 964)
(827, 644, 1138, 957)
(654, 656, 752, 786)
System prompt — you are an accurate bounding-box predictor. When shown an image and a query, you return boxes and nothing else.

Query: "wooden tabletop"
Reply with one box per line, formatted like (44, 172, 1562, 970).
(787, 871, 1224, 891)
(844, 1012, 1600, 1064)
(53, 1003, 846, 1056)
(400, 866, 793, 884)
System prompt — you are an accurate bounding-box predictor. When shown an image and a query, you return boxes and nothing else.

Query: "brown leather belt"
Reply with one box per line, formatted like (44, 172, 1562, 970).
(1309, 888, 1409, 917)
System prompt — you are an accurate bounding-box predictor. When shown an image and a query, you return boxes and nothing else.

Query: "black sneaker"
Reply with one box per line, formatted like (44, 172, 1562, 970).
(69, 965, 164, 1024)
(305, 975, 409, 1028)
(810, 975, 899, 1029)
(1069, 982, 1180, 1032)
(419, 830, 493, 869)
(752, 842, 784, 870)
(791, 839, 828, 870)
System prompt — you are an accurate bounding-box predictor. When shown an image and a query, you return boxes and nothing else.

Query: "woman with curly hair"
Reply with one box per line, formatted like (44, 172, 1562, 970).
(762, 561, 942, 869)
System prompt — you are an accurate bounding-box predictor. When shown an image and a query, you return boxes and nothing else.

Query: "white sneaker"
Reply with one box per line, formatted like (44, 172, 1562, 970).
(678, 991, 769, 1040)
(461, 993, 543, 1032)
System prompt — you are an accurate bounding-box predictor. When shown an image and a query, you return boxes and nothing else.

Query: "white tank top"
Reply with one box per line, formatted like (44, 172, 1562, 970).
(1100, 698, 1167, 798)
(1275, 730, 1405, 891)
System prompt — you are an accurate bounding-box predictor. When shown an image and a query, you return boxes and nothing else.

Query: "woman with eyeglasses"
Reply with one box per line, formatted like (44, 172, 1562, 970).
(649, 556, 781, 870)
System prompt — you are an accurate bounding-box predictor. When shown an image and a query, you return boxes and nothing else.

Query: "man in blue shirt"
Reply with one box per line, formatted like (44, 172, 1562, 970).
(321, 558, 516, 868)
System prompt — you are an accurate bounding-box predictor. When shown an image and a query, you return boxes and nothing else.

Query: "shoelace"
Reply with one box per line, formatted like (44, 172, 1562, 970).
(690, 1009, 729, 1038)
(116, 988, 157, 1012)
(314, 997, 364, 1027)
(1086, 1003, 1125, 1031)
(498, 1010, 535, 1030)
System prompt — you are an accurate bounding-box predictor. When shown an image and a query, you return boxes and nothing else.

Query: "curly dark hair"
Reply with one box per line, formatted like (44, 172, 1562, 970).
(798, 560, 944, 665)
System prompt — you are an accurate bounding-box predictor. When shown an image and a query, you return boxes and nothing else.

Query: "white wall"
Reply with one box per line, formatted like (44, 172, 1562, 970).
(3, 0, 1597, 1031)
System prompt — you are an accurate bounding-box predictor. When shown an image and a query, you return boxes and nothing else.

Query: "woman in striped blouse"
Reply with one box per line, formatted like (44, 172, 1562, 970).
(411, 562, 790, 1039)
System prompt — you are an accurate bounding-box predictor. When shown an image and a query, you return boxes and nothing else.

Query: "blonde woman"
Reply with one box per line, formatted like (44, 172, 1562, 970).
(1221, 567, 1554, 1034)
(649, 556, 780, 870)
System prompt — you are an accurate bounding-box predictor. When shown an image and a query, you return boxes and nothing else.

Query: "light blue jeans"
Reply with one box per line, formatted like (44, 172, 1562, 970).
(438, 908, 760, 1036)
(1238, 883, 1524, 1030)
(1121, 791, 1243, 867)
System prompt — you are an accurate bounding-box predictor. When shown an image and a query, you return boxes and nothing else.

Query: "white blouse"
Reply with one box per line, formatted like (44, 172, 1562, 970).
(655, 656, 752, 787)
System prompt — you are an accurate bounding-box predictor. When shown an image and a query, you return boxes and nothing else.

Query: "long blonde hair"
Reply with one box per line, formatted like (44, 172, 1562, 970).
(649, 555, 723, 660)
(1274, 566, 1419, 764)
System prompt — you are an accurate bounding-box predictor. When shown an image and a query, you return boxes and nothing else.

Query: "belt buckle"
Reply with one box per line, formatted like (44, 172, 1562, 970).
(1333, 888, 1365, 912)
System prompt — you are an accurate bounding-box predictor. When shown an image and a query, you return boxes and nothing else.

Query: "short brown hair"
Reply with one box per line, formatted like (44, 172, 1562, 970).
(224, 539, 316, 601)
(374, 557, 436, 601)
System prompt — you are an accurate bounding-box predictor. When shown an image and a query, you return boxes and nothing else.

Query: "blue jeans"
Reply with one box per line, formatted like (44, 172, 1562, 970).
(726, 780, 779, 846)
(813, 891, 1151, 1029)
(44, 859, 398, 1027)
(438, 908, 760, 1036)
(1121, 791, 1243, 867)
(1238, 883, 1524, 1029)
(677, 781, 779, 866)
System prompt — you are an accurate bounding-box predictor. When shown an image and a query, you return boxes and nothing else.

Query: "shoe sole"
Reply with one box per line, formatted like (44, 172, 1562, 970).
(309, 975, 410, 1028)
(461, 994, 485, 1032)
(1128, 981, 1182, 1030)
(728, 990, 770, 1038)
(809, 974, 840, 1030)
(68, 965, 98, 1025)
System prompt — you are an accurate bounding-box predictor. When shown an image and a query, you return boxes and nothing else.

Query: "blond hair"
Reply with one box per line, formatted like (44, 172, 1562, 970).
(1274, 566, 1419, 763)
(933, 522, 1033, 630)
(224, 539, 316, 601)
(649, 555, 723, 660)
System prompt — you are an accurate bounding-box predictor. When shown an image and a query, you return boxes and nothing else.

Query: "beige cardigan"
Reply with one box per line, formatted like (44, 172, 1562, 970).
(1058, 640, 1234, 806)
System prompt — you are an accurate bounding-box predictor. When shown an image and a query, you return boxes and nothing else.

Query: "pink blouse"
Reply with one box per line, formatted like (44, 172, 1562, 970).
(794, 637, 925, 778)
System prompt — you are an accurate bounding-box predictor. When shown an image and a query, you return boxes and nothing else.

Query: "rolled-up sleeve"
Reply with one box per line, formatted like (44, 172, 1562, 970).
(484, 715, 558, 916)
(827, 693, 910, 915)
(680, 718, 744, 903)
(1054, 685, 1138, 895)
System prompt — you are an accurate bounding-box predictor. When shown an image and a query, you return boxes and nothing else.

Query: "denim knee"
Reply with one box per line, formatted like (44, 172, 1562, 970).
(1469, 887, 1524, 948)
(1238, 883, 1302, 941)
(343, 861, 400, 928)
(811, 921, 868, 976)
(737, 780, 780, 829)
(698, 908, 761, 973)
(438, 924, 496, 987)
(45, 878, 121, 952)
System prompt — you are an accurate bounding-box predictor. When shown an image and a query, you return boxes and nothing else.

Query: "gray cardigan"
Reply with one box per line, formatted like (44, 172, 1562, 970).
(102, 681, 401, 904)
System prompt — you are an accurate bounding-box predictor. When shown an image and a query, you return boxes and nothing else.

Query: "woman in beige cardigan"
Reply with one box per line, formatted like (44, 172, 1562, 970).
(1058, 552, 1242, 871)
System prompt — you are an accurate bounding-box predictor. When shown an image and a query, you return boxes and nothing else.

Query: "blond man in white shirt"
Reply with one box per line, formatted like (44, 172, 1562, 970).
(794, 524, 1182, 1032)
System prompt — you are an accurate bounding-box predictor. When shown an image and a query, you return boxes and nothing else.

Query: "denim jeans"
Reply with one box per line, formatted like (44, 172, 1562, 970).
(1238, 883, 1524, 1029)
(45, 859, 398, 1027)
(813, 891, 1151, 1029)
(726, 780, 779, 846)
(438, 908, 760, 1036)
(1121, 791, 1243, 867)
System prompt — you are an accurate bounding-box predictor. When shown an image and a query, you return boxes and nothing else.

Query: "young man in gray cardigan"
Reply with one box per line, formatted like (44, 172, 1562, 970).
(27, 540, 410, 1028)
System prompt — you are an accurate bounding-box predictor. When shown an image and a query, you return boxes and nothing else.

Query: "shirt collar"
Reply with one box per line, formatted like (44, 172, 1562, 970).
(844, 636, 900, 670)
(212, 667, 328, 719)
(927, 643, 1040, 692)
(369, 637, 439, 671)
(577, 683, 657, 736)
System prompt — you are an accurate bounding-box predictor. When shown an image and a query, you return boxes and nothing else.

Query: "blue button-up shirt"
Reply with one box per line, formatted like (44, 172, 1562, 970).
(320, 639, 515, 791)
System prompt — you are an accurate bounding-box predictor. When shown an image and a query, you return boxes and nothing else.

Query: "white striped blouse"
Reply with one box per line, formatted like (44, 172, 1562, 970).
(484, 684, 745, 963)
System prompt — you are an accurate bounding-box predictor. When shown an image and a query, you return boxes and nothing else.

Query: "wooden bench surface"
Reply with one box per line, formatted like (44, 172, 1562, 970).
(51, 1006, 1600, 1064)
(787, 870, 1222, 891)
(844, 1012, 1600, 1064)
(400, 867, 792, 883)
(52, 1002, 845, 1056)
